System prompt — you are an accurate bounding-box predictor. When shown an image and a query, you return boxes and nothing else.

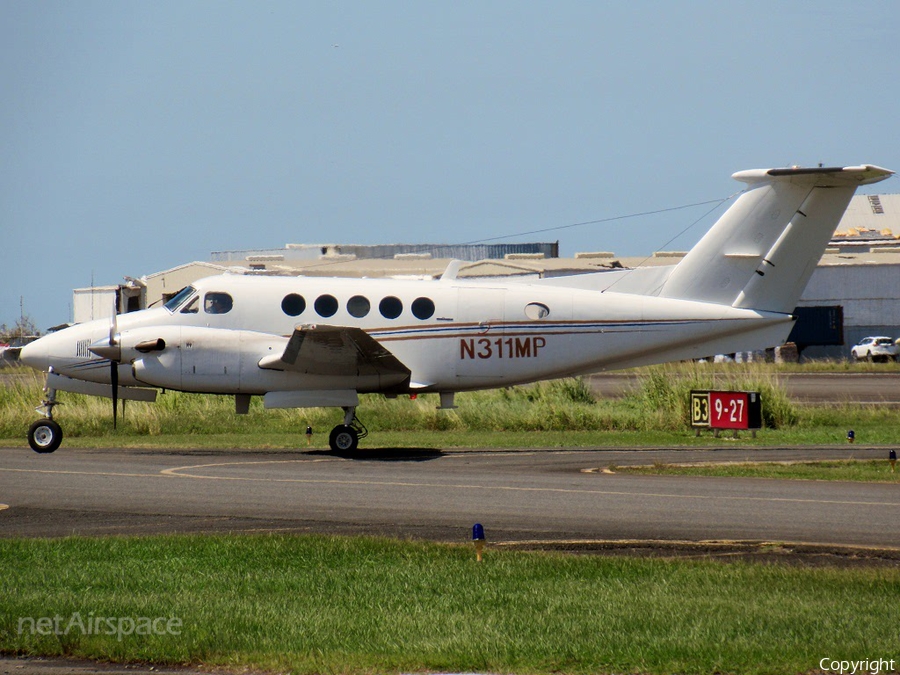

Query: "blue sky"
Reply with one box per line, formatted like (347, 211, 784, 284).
(2, 1, 898, 330)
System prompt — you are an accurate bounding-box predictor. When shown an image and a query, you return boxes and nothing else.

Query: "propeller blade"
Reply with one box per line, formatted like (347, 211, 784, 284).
(109, 306, 119, 430)
(109, 308, 118, 346)
(111, 360, 118, 429)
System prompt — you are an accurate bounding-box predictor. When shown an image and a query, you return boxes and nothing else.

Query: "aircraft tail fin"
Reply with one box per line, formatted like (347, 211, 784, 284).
(658, 165, 893, 313)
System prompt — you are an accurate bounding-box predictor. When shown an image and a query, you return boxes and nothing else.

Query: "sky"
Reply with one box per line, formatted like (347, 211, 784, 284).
(2, 1, 899, 331)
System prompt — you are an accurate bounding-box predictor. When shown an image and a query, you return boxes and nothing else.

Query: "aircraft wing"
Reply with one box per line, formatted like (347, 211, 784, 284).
(258, 324, 411, 381)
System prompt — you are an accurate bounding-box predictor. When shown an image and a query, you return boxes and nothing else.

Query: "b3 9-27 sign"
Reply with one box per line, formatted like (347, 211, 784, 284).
(690, 390, 762, 430)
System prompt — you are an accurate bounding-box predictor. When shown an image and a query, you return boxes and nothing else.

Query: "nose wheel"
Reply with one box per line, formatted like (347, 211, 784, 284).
(28, 372, 63, 453)
(28, 419, 63, 453)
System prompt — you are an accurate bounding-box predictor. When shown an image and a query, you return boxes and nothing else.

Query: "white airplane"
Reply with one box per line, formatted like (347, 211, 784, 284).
(19, 164, 893, 453)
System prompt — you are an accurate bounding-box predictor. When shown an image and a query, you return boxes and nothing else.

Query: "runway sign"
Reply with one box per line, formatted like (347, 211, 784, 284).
(690, 390, 762, 430)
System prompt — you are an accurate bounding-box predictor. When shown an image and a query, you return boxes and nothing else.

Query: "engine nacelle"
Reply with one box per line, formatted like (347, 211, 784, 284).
(124, 326, 287, 393)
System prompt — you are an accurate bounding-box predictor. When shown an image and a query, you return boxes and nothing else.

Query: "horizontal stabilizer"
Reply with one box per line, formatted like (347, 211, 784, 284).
(734, 165, 893, 187)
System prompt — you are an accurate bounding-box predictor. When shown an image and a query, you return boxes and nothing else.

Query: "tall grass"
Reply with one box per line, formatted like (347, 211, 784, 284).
(2, 363, 898, 445)
(634, 362, 798, 430)
(0, 369, 610, 438)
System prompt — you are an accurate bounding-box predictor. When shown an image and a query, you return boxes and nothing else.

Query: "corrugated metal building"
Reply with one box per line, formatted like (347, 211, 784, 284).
(211, 242, 560, 264)
(797, 252, 900, 358)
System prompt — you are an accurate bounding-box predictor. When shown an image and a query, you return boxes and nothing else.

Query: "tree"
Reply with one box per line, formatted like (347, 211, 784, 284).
(0, 315, 40, 343)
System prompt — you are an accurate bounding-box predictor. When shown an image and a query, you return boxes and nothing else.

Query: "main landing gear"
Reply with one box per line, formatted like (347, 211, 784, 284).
(328, 406, 368, 452)
(28, 378, 62, 454)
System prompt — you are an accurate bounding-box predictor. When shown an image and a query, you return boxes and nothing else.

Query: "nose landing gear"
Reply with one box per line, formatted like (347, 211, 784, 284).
(28, 376, 62, 453)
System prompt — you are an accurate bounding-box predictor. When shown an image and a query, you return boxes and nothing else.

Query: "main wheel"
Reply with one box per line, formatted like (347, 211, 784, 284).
(28, 419, 63, 454)
(329, 425, 359, 452)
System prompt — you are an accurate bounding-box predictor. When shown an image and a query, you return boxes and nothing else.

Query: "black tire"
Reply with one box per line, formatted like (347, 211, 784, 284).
(329, 425, 359, 452)
(28, 419, 63, 454)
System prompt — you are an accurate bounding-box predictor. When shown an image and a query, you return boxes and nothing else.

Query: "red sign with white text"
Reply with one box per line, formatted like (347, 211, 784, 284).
(690, 390, 762, 430)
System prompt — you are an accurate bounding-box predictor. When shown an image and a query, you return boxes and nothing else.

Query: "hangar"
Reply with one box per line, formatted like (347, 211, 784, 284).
(72, 194, 900, 360)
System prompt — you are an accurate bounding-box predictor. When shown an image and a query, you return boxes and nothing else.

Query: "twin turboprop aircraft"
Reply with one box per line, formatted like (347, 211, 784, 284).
(19, 164, 893, 453)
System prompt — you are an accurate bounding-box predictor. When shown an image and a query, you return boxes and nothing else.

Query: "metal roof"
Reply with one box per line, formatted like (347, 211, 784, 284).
(835, 193, 900, 233)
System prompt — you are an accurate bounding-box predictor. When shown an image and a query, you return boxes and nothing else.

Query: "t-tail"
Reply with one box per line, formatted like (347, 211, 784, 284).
(659, 165, 893, 313)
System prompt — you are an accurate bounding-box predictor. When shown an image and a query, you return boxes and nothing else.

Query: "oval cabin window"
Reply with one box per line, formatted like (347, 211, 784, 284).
(379, 296, 403, 320)
(315, 294, 339, 318)
(281, 293, 306, 317)
(347, 295, 371, 318)
(411, 297, 435, 320)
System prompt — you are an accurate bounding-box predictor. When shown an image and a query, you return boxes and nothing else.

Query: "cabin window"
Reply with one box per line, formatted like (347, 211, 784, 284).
(379, 296, 403, 320)
(347, 295, 370, 318)
(411, 297, 435, 320)
(282, 293, 306, 317)
(204, 292, 233, 314)
(315, 294, 338, 318)
(524, 302, 550, 320)
(165, 286, 196, 312)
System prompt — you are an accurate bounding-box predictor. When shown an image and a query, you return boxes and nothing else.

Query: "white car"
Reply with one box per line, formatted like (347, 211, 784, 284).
(850, 336, 899, 362)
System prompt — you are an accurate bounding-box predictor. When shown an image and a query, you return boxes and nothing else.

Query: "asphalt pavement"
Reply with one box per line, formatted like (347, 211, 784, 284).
(1, 445, 897, 552)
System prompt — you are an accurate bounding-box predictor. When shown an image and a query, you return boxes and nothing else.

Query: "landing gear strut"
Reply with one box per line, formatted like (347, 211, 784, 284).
(328, 406, 368, 452)
(28, 376, 62, 453)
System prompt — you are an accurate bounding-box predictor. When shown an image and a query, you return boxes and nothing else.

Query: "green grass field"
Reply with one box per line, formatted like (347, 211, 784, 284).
(3, 534, 899, 675)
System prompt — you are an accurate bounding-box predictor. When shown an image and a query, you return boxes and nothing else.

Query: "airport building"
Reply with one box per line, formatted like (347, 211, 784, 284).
(72, 194, 900, 360)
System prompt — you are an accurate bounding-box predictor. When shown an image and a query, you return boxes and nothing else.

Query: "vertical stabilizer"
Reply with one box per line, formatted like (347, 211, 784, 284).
(659, 165, 893, 313)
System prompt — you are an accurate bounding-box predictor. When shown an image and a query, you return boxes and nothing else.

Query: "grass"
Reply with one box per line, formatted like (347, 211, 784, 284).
(3, 362, 900, 448)
(2, 533, 899, 675)
(615, 459, 900, 483)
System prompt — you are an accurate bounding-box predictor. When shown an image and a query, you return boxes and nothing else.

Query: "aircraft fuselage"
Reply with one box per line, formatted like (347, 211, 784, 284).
(22, 272, 792, 397)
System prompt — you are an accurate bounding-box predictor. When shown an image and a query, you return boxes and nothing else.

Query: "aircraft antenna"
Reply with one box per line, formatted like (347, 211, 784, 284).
(599, 189, 744, 294)
(455, 196, 736, 245)
(283, 194, 741, 276)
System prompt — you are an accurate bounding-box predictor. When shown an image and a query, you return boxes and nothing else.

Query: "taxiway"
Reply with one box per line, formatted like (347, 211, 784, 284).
(0, 446, 896, 550)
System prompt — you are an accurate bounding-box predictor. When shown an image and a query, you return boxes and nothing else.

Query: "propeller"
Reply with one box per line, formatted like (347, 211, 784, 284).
(86, 308, 124, 429)
(105, 305, 122, 429)
(89, 313, 167, 430)
(108, 308, 120, 429)
(111, 355, 118, 428)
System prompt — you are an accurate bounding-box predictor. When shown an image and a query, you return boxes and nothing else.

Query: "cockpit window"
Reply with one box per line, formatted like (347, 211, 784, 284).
(204, 292, 233, 314)
(181, 297, 199, 314)
(164, 286, 197, 312)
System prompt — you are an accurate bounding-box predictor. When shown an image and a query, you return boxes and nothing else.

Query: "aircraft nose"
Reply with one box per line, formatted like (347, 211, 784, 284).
(19, 336, 50, 372)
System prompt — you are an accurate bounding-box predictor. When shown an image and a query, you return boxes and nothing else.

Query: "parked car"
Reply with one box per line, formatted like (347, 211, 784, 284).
(850, 336, 899, 362)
